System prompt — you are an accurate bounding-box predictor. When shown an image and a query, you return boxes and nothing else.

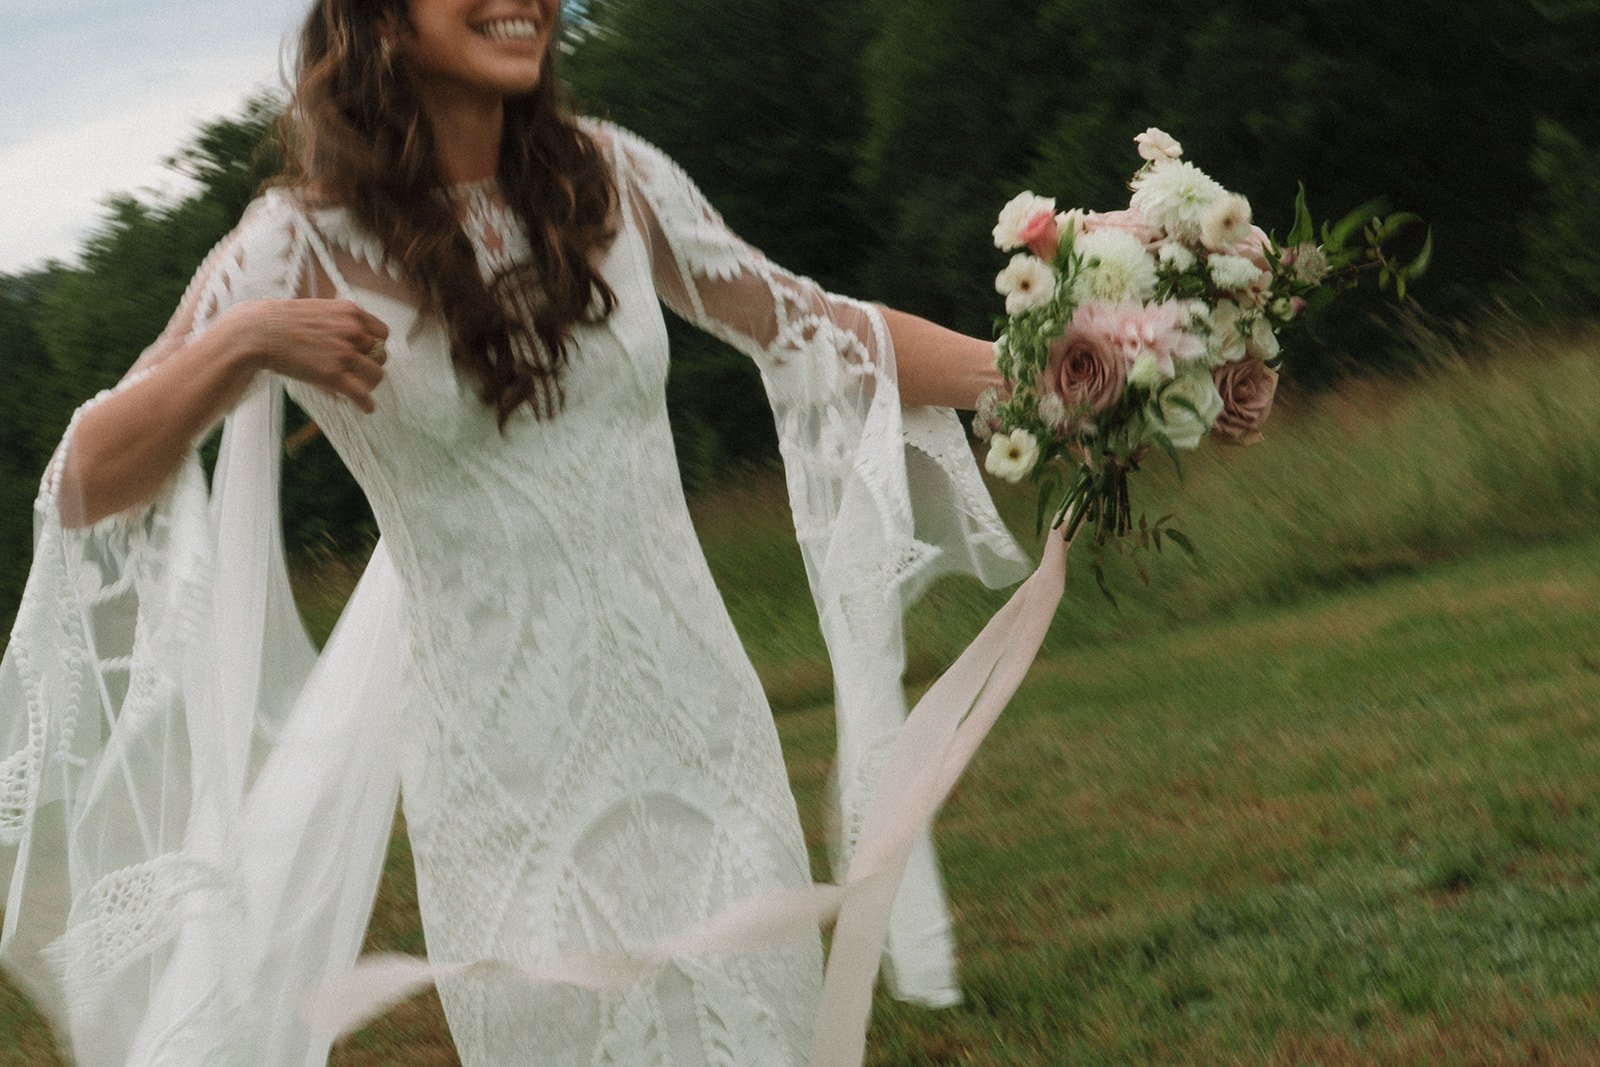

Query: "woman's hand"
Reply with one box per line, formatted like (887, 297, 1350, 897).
(228, 298, 391, 413)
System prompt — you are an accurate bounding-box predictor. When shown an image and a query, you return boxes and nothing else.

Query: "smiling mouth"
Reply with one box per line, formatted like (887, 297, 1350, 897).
(473, 17, 543, 42)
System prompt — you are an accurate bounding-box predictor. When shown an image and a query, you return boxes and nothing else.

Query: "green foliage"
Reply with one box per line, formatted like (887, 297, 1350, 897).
(1520, 119, 1600, 312)
(0, 95, 371, 617)
(3, 0, 1596, 624)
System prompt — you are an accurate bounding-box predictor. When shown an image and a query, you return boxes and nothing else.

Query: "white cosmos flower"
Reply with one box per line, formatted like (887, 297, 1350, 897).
(993, 192, 1057, 251)
(1130, 160, 1225, 240)
(1157, 241, 1197, 273)
(1200, 193, 1253, 252)
(1071, 230, 1159, 305)
(984, 429, 1040, 482)
(996, 254, 1058, 315)
(1208, 253, 1266, 291)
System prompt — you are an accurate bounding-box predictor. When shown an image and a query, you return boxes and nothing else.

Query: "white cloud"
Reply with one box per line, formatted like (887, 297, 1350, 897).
(0, 0, 307, 272)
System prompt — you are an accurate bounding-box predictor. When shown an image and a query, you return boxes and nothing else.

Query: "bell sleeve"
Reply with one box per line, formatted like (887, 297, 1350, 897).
(0, 192, 399, 1067)
(601, 121, 1032, 1005)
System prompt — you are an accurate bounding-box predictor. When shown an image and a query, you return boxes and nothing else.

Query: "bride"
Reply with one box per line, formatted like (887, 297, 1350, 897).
(0, 0, 1031, 1063)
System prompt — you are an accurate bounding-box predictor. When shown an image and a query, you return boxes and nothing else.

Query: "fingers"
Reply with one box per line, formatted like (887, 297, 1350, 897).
(349, 304, 390, 345)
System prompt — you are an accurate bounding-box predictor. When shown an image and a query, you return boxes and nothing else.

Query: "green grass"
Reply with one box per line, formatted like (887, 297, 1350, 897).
(4, 331, 1600, 1064)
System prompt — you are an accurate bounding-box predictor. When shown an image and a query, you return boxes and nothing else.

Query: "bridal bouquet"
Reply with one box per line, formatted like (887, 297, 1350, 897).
(976, 128, 1428, 590)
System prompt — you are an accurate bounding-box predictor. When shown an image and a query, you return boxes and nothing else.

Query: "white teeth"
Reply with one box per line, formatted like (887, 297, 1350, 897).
(476, 18, 541, 41)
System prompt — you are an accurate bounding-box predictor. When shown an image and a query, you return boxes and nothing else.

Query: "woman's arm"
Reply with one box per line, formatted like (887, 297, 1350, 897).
(876, 305, 1002, 411)
(62, 298, 389, 529)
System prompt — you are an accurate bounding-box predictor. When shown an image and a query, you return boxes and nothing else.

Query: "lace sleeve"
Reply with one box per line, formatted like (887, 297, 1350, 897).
(605, 122, 883, 413)
(41, 194, 314, 534)
(1, 191, 325, 1060)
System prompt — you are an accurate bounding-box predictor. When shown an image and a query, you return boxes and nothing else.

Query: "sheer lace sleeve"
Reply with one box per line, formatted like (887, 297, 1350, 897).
(0, 191, 330, 1063)
(598, 120, 1032, 1005)
(41, 194, 315, 534)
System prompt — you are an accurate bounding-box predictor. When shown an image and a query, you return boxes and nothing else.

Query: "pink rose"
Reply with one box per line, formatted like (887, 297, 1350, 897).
(1081, 208, 1163, 250)
(1210, 358, 1279, 444)
(1045, 319, 1127, 421)
(1019, 210, 1060, 260)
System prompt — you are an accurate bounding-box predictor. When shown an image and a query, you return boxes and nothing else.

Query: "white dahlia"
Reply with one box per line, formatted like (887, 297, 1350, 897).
(1130, 160, 1226, 241)
(1071, 230, 1158, 305)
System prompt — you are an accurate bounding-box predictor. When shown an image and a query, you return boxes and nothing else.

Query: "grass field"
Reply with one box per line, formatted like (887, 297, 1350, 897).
(3, 331, 1598, 1063)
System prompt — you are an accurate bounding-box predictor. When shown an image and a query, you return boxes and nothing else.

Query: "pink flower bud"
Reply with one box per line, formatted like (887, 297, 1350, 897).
(1020, 210, 1060, 261)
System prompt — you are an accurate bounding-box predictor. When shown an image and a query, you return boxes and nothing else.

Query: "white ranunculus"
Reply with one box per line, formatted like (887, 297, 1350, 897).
(1247, 314, 1281, 361)
(995, 254, 1058, 315)
(1135, 128, 1184, 162)
(1207, 253, 1266, 292)
(1157, 241, 1198, 273)
(985, 429, 1040, 482)
(1147, 367, 1224, 450)
(1205, 299, 1247, 366)
(1200, 193, 1254, 252)
(1071, 230, 1158, 305)
(1130, 160, 1225, 241)
(993, 192, 1057, 251)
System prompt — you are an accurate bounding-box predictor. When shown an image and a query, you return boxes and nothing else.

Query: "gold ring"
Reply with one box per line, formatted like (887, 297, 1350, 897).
(369, 339, 388, 364)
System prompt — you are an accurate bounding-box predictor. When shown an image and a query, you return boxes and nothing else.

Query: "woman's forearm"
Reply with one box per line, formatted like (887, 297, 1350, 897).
(60, 316, 261, 529)
(876, 304, 1002, 410)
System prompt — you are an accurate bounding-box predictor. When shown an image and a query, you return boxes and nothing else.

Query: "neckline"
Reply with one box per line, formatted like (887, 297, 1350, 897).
(443, 176, 500, 199)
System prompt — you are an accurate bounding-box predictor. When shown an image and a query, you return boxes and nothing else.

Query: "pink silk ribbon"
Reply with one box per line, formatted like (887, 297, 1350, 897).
(303, 526, 1070, 1065)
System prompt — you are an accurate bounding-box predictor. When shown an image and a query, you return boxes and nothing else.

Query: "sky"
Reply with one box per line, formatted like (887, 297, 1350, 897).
(0, 0, 309, 273)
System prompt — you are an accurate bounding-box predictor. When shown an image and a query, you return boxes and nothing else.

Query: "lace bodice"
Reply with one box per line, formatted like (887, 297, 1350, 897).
(0, 119, 1030, 1066)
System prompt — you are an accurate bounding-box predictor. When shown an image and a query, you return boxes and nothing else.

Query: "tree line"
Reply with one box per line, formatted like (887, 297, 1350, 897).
(2, 0, 1596, 617)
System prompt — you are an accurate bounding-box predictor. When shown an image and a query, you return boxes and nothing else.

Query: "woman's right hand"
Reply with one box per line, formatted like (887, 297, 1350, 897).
(228, 298, 391, 413)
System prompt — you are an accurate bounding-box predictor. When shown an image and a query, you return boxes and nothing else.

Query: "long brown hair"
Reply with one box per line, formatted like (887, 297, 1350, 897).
(279, 0, 619, 427)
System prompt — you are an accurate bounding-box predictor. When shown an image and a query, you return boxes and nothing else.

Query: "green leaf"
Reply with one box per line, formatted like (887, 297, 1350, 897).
(1405, 227, 1434, 279)
(1287, 182, 1315, 247)
(1326, 197, 1389, 251)
(1165, 528, 1199, 563)
(1151, 433, 1181, 477)
(1091, 560, 1120, 610)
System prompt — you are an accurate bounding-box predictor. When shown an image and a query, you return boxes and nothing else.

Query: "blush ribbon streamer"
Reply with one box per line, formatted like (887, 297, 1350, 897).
(303, 526, 1070, 1066)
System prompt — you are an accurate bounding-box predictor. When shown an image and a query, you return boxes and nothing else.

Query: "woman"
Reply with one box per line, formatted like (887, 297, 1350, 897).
(0, 0, 1030, 1063)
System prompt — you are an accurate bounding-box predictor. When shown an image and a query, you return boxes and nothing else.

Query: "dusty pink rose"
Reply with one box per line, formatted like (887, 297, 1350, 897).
(1080, 208, 1163, 250)
(1210, 358, 1279, 444)
(1045, 318, 1127, 420)
(1019, 210, 1060, 260)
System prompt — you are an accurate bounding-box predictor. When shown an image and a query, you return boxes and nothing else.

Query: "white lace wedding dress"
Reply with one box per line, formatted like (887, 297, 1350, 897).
(0, 120, 1028, 1065)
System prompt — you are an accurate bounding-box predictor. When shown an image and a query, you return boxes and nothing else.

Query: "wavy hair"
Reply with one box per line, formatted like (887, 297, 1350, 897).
(278, 0, 619, 427)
